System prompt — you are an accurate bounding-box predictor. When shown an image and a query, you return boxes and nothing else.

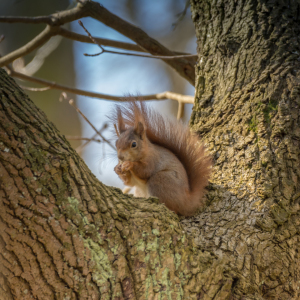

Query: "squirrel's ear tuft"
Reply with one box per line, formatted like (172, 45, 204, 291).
(114, 124, 120, 137)
(116, 107, 126, 134)
(135, 121, 145, 139)
(119, 122, 126, 134)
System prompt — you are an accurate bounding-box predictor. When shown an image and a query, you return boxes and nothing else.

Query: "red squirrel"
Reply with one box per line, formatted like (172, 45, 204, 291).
(112, 101, 212, 216)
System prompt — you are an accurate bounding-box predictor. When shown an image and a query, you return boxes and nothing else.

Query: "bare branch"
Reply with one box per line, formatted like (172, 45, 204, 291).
(20, 85, 51, 91)
(0, 16, 53, 24)
(76, 123, 108, 154)
(177, 102, 185, 120)
(0, 0, 196, 84)
(0, 3, 89, 67)
(78, 20, 104, 52)
(85, 49, 197, 60)
(0, 4, 88, 26)
(153, 92, 194, 104)
(0, 25, 60, 67)
(63, 96, 116, 151)
(17, 35, 63, 76)
(58, 27, 147, 52)
(9, 69, 194, 104)
(58, 27, 190, 55)
(86, 1, 196, 84)
(10, 69, 120, 100)
(65, 136, 102, 143)
(79, 20, 197, 60)
(172, 0, 190, 29)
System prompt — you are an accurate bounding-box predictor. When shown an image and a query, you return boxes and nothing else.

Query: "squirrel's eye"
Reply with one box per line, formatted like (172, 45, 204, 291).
(131, 141, 137, 148)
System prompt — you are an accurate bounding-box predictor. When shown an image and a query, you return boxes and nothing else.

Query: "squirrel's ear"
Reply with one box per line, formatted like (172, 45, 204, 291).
(135, 121, 145, 139)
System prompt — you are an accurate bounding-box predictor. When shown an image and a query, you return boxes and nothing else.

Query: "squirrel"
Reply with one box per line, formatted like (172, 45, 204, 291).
(112, 100, 212, 216)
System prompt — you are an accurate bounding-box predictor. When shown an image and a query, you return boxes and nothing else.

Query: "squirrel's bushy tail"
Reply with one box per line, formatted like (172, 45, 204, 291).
(112, 99, 213, 215)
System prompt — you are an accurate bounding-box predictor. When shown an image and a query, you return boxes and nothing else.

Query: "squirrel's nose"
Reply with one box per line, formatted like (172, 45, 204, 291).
(118, 153, 124, 161)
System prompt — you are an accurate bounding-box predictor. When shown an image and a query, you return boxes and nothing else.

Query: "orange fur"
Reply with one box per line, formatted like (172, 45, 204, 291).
(111, 99, 213, 216)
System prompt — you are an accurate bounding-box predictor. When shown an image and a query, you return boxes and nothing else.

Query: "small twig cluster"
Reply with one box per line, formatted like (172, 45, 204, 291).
(78, 20, 197, 60)
(59, 92, 114, 151)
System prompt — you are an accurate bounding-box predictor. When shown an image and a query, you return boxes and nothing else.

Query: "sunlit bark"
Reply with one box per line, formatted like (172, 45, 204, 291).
(187, 0, 300, 299)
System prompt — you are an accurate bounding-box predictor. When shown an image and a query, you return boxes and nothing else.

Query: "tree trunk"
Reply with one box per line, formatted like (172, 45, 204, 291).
(1, 1, 300, 299)
(187, 0, 300, 299)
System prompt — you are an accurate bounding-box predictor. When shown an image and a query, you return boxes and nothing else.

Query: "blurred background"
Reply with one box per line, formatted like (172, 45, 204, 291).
(0, 0, 196, 189)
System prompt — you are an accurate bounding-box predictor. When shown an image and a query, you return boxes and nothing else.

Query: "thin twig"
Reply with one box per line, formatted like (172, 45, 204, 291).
(64, 96, 116, 150)
(59, 93, 113, 153)
(79, 20, 197, 60)
(9, 69, 194, 104)
(0, 16, 53, 24)
(58, 27, 146, 53)
(0, 4, 87, 26)
(76, 123, 108, 153)
(84, 49, 198, 60)
(20, 85, 51, 91)
(58, 27, 189, 55)
(65, 136, 102, 143)
(177, 102, 185, 120)
(172, 0, 190, 29)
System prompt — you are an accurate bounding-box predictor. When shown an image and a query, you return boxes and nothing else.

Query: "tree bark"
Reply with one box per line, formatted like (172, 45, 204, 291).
(1, 0, 300, 299)
(187, 0, 300, 299)
(0, 68, 226, 299)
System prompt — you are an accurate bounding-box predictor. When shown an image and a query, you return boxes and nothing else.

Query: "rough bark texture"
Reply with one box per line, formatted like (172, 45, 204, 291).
(184, 0, 300, 299)
(0, 68, 230, 300)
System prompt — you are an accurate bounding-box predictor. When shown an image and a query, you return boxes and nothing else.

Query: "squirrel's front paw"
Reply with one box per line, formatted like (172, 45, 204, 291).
(114, 163, 122, 175)
(121, 161, 133, 172)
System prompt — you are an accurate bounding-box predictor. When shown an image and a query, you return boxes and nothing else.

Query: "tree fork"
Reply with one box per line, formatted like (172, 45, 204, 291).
(0, 68, 233, 300)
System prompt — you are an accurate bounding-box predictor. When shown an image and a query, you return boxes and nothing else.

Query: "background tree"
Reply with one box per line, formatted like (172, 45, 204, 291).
(1, 0, 300, 299)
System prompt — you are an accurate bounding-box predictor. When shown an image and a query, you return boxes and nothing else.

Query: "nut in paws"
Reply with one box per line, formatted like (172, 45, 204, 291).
(122, 161, 133, 172)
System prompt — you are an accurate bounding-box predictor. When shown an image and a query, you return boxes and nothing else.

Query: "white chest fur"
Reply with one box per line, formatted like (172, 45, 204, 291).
(131, 173, 149, 198)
